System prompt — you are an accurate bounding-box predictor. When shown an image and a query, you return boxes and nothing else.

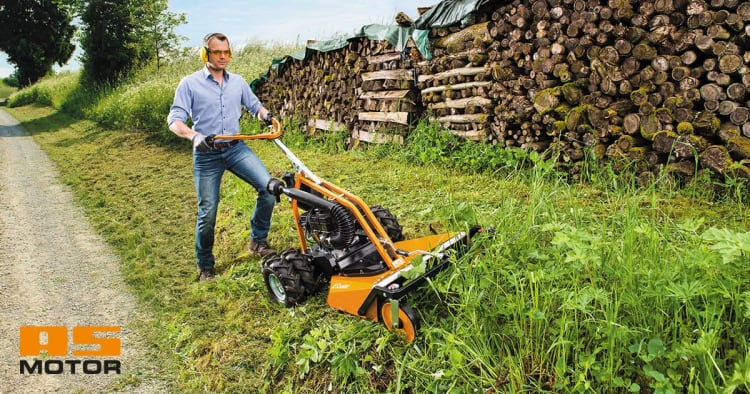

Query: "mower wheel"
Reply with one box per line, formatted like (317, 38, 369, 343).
(370, 205, 405, 242)
(380, 300, 419, 342)
(286, 249, 322, 294)
(262, 249, 307, 307)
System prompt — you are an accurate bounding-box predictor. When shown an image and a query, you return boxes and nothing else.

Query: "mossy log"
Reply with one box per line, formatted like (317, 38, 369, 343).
(699, 145, 733, 175)
(727, 136, 750, 160)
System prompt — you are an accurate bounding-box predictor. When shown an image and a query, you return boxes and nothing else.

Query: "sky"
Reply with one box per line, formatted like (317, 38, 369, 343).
(0, 0, 431, 78)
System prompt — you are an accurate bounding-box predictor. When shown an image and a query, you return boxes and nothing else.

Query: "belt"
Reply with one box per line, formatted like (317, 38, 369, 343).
(212, 140, 239, 149)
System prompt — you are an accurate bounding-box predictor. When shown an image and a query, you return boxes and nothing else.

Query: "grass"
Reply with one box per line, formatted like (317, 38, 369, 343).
(0, 79, 16, 99)
(5, 41, 750, 393)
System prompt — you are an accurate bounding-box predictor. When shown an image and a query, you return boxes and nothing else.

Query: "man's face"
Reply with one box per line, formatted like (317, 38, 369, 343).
(206, 38, 231, 71)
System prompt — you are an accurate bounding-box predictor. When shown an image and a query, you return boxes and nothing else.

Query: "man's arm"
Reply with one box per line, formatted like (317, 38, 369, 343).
(167, 76, 200, 141)
(239, 77, 272, 123)
(256, 107, 270, 122)
(170, 119, 212, 152)
(169, 119, 200, 141)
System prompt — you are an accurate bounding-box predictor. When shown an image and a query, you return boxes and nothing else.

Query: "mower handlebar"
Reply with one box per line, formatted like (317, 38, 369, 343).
(209, 117, 282, 143)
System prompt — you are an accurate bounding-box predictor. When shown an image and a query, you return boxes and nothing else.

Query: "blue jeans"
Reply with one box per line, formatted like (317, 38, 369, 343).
(193, 142, 276, 269)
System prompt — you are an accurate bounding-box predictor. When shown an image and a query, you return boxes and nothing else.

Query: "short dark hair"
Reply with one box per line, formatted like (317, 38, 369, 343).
(203, 33, 228, 47)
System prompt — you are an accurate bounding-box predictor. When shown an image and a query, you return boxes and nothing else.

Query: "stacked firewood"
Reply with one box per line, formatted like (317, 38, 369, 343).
(417, 16, 496, 141)
(254, 0, 750, 181)
(253, 37, 420, 145)
(352, 39, 420, 145)
(464, 0, 750, 180)
(256, 45, 358, 131)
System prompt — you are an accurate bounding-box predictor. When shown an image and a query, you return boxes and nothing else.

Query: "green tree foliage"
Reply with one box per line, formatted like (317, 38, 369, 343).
(79, 0, 137, 85)
(0, 0, 76, 87)
(78, 0, 186, 85)
(131, 0, 187, 72)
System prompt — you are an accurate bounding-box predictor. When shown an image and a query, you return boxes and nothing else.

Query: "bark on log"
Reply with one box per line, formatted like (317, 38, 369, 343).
(727, 136, 750, 160)
(254, 0, 750, 179)
(358, 112, 410, 125)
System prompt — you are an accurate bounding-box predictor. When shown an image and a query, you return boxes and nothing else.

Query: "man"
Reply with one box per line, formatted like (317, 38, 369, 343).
(167, 32, 277, 282)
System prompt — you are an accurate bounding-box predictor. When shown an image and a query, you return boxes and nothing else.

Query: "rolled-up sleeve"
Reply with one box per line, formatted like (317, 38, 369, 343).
(242, 82, 262, 116)
(167, 77, 191, 126)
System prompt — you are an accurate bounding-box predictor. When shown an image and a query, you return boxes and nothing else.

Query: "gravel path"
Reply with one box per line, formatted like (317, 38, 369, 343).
(0, 109, 165, 393)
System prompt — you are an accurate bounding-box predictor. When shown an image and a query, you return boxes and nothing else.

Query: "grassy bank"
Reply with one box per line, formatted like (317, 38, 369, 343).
(5, 40, 750, 392)
(0, 81, 15, 99)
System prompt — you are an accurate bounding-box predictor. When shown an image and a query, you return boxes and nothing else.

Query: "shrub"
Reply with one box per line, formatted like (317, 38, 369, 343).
(7, 72, 78, 109)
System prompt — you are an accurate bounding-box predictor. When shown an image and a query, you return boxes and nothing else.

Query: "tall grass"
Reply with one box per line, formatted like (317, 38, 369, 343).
(6, 39, 750, 393)
(7, 71, 79, 108)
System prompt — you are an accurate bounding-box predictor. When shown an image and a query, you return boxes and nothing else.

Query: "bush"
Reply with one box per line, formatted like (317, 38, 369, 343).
(2, 76, 19, 88)
(401, 118, 542, 173)
(7, 72, 78, 109)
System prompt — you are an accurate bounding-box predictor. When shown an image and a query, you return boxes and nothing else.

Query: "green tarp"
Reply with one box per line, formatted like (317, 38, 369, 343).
(251, 23, 431, 91)
(307, 24, 413, 54)
(413, 0, 496, 29)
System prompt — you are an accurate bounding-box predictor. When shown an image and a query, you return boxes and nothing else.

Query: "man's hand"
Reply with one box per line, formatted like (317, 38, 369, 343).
(262, 112, 275, 126)
(192, 133, 214, 152)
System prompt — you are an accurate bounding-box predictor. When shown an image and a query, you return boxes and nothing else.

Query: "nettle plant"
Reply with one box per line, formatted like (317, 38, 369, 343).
(417, 214, 750, 392)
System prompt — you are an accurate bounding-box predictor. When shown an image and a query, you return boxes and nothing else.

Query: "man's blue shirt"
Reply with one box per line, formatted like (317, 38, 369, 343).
(167, 67, 262, 135)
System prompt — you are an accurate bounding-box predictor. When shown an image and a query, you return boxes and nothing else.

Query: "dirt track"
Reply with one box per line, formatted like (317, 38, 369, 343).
(0, 109, 164, 393)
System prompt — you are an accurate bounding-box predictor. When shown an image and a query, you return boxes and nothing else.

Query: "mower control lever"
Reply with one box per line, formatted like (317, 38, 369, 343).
(211, 117, 283, 142)
(266, 178, 284, 203)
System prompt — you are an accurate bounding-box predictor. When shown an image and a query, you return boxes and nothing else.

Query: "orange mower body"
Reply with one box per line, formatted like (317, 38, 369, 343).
(212, 119, 481, 341)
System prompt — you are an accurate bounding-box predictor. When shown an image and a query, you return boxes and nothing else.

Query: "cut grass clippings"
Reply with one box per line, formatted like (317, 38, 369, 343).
(7, 103, 750, 393)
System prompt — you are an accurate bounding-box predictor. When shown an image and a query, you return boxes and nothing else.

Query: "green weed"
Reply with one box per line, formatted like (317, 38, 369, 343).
(5, 39, 750, 393)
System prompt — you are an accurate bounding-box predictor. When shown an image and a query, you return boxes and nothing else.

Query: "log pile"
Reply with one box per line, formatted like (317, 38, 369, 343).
(253, 0, 750, 182)
(256, 44, 358, 131)
(253, 37, 420, 145)
(415, 0, 750, 181)
(353, 44, 420, 144)
(418, 18, 496, 141)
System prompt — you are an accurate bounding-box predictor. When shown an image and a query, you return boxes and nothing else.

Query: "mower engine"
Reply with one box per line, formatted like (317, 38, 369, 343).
(276, 172, 403, 277)
(299, 205, 398, 277)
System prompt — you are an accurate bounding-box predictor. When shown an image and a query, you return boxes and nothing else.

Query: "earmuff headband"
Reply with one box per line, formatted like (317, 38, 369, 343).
(200, 32, 231, 62)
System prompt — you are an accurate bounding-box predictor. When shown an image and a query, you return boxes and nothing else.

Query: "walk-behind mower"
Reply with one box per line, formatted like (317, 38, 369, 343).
(211, 119, 482, 341)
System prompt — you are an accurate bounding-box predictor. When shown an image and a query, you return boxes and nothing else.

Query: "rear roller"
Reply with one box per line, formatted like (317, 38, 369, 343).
(380, 300, 419, 342)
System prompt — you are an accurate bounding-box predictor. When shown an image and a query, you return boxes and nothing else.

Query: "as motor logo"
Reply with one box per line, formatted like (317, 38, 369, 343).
(19, 326, 121, 375)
